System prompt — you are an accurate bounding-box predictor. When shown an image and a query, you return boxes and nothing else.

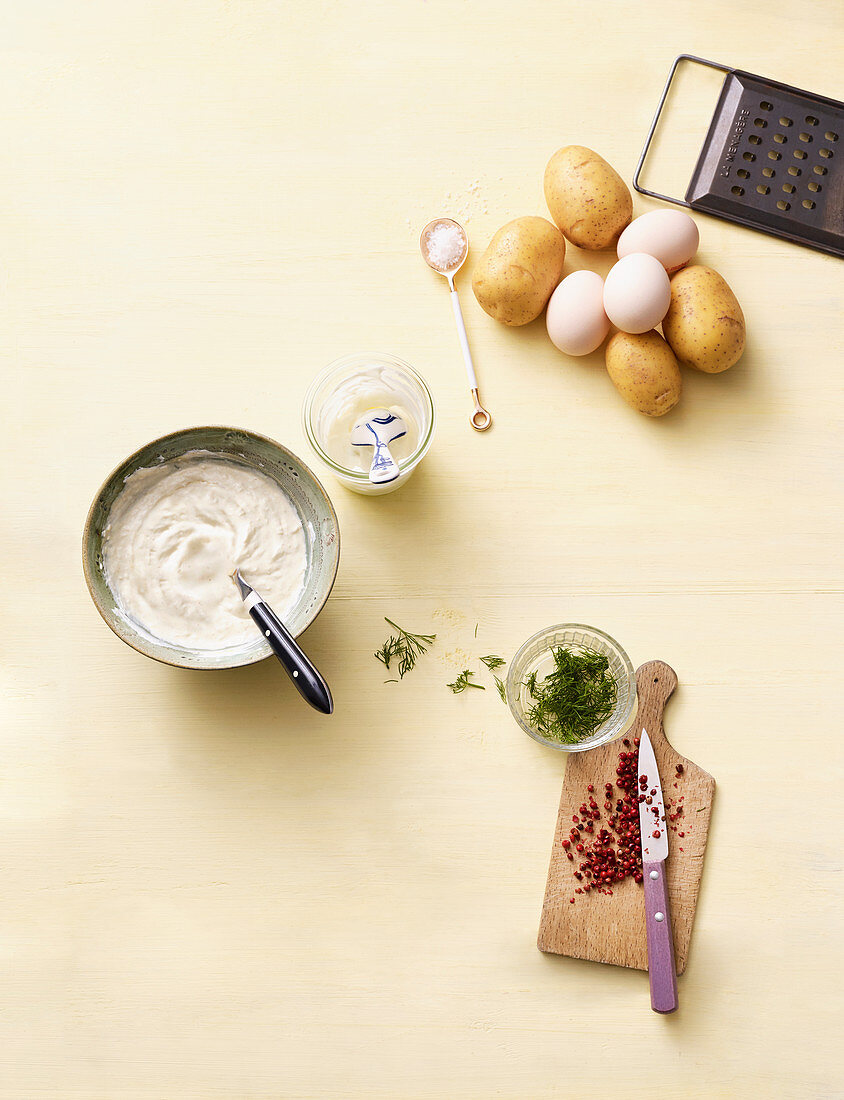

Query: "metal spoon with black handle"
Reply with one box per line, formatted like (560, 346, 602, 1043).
(231, 570, 333, 714)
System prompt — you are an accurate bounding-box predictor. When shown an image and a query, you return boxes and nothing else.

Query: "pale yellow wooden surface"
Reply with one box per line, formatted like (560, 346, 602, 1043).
(1, 1, 842, 1097)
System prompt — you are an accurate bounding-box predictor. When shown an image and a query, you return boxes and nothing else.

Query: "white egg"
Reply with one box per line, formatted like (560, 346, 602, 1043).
(603, 253, 671, 334)
(546, 270, 610, 356)
(617, 209, 699, 273)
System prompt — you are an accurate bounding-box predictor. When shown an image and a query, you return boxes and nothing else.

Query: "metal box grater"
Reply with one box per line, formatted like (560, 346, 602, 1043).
(634, 55, 843, 258)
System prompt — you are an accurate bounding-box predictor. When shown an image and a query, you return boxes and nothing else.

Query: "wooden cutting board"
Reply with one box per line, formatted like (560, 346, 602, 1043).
(538, 661, 715, 972)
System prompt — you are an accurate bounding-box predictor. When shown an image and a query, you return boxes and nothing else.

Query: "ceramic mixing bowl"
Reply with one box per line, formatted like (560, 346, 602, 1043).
(83, 426, 340, 670)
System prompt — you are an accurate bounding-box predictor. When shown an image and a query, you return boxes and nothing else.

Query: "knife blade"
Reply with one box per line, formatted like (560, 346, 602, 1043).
(638, 726, 668, 863)
(637, 727, 678, 1014)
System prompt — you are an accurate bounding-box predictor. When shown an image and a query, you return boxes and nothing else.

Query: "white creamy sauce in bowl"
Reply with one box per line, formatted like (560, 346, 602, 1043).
(102, 452, 307, 650)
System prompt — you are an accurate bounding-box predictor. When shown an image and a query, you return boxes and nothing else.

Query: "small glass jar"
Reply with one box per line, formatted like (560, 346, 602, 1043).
(507, 624, 637, 753)
(302, 353, 436, 495)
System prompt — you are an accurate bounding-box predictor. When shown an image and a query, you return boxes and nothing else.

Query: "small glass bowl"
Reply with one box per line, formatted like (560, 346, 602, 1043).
(506, 624, 637, 753)
(302, 353, 436, 495)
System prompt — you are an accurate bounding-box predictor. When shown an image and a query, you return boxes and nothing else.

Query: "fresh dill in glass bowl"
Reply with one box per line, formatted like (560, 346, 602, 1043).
(506, 624, 637, 753)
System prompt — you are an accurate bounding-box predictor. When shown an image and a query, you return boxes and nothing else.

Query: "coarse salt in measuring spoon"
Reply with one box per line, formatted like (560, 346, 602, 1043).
(423, 221, 467, 271)
(420, 218, 491, 431)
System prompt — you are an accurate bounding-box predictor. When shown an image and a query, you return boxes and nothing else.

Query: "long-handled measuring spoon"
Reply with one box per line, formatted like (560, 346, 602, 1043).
(231, 569, 333, 714)
(420, 218, 492, 432)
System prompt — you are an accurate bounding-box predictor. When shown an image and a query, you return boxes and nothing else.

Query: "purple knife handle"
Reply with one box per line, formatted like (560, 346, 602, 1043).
(643, 860, 678, 1014)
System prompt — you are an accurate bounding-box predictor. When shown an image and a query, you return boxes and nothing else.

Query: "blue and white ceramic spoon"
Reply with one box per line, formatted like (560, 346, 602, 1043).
(350, 408, 407, 485)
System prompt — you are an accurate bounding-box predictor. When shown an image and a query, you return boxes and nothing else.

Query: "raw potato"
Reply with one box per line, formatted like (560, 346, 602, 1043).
(662, 265, 745, 373)
(472, 217, 566, 326)
(544, 146, 633, 250)
(605, 330, 682, 417)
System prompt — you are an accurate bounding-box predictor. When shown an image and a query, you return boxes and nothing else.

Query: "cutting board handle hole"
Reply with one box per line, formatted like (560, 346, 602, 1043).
(637, 661, 679, 704)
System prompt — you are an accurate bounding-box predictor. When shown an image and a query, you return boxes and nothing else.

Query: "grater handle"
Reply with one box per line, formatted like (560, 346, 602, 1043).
(633, 53, 733, 207)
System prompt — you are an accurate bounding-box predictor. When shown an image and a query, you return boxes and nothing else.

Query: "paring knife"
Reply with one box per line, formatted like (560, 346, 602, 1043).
(231, 569, 333, 715)
(637, 727, 678, 1014)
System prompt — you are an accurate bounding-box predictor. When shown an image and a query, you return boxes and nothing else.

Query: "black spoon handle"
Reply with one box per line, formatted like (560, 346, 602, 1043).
(247, 601, 333, 714)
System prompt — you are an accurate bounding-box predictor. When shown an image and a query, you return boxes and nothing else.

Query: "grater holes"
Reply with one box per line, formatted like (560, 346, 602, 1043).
(762, 167, 775, 178)
(819, 147, 833, 158)
(779, 117, 793, 127)
(794, 149, 807, 159)
(798, 132, 812, 142)
(737, 168, 750, 179)
(824, 131, 838, 142)
(802, 199, 816, 210)
(768, 151, 781, 160)
(731, 185, 745, 196)
(754, 118, 768, 128)
(756, 184, 770, 195)
(743, 151, 756, 162)
(760, 100, 773, 111)
(787, 165, 801, 176)
(805, 115, 819, 126)
(814, 165, 828, 175)
(777, 200, 791, 211)
(749, 134, 762, 145)
(782, 183, 796, 194)
(808, 180, 822, 193)
(773, 133, 787, 144)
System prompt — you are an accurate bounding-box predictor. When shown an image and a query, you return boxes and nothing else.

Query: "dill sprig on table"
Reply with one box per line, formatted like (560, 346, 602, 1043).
(447, 669, 485, 693)
(480, 655, 507, 701)
(375, 618, 436, 680)
(524, 647, 617, 744)
(480, 655, 505, 671)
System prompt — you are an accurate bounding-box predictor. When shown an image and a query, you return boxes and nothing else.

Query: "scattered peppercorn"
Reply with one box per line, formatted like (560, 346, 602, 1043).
(563, 739, 645, 903)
